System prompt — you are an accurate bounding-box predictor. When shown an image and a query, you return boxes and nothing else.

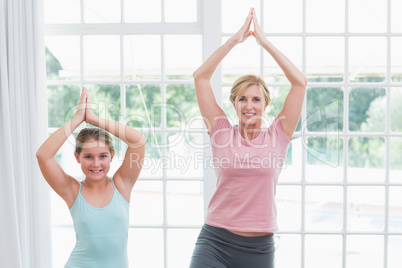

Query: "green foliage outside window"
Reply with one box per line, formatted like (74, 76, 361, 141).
(46, 47, 402, 170)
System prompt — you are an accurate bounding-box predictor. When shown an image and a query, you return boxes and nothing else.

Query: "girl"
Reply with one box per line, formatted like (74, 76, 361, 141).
(189, 8, 307, 268)
(36, 87, 145, 267)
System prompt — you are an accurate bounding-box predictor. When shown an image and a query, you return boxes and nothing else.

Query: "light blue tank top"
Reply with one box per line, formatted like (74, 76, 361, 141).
(65, 178, 130, 268)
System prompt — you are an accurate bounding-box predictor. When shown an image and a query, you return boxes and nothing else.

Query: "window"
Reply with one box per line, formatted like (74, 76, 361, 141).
(45, 0, 402, 267)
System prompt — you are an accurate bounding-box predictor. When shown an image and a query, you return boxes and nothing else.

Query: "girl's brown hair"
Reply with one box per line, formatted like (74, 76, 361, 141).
(75, 128, 114, 155)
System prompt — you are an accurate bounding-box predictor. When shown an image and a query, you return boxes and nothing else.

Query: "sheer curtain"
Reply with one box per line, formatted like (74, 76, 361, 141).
(0, 0, 51, 267)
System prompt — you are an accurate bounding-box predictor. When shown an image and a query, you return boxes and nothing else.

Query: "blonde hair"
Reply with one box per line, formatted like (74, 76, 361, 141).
(75, 128, 114, 155)
(229, 74, 271, 105)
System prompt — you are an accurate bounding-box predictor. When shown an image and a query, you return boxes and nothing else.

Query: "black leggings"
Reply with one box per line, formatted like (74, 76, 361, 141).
(189, 224, 275, 268)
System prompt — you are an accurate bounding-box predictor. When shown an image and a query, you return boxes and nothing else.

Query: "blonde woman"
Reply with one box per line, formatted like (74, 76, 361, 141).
(189, 8, 307, 268)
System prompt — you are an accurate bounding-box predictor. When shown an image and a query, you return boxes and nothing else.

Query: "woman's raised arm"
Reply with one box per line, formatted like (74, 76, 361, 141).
(252, 11, 307, 140)
(194, 8, 254, 132)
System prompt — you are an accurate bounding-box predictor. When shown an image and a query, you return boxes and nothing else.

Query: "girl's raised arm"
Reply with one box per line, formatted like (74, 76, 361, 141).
(36, 89, 87, 208)
(193, 8, 254, 132)
(85, 90, 145, 202)
(252, 11, 307, 140)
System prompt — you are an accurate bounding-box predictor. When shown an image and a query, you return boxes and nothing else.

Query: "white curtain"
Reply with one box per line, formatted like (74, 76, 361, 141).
(0, 0, 52, 267)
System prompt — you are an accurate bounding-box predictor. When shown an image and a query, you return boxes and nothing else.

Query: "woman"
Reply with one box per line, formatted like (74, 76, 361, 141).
(36, 87, 145, 267)
(189, 8, 307, 268)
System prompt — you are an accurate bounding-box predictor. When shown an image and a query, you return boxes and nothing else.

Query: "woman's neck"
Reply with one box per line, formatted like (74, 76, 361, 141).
(239, 121, 262, 140)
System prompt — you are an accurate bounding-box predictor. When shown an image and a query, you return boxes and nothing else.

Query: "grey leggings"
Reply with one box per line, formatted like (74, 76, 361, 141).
(189, 224, 275, 268)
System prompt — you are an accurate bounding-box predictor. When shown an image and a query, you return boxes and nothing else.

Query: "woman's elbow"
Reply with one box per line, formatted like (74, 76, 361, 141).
(193, 69, 201, 81)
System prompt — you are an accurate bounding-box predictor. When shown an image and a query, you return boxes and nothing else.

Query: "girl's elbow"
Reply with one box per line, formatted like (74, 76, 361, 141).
(36, 149, 44, 161)
(299, 75, 308, 88)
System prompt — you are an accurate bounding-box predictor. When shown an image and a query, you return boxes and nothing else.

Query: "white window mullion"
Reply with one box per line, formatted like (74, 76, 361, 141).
(301, 0, 307, 267)
(202, 0, 222, 218)
(343, 1, 350, 267)
(384, 0, 392, 267)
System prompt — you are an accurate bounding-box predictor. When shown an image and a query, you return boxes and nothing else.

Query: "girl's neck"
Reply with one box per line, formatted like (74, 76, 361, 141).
(82, 176, 109, 189)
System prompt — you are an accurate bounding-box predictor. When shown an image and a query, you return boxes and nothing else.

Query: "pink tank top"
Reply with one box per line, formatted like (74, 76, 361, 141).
(205, 113, 290, 233)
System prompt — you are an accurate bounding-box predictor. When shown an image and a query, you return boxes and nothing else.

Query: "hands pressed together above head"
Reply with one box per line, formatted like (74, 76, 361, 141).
(74, 86, 98, 126)
(230, 7, 268, 46)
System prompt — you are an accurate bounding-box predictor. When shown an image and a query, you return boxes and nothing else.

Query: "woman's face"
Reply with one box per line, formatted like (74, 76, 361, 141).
(232, 84, 268, 126)
(75, 139, 114, 181)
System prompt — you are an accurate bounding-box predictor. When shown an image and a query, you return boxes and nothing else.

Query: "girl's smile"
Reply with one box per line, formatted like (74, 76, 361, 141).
(75, 140, 114, 181)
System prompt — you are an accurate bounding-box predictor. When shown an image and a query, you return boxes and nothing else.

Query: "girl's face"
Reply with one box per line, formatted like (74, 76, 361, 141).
(232, 84, 268, 126)
(74, 139, 114, 181)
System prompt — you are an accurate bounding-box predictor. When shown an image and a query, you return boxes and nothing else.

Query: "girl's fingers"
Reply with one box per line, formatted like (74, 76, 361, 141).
(79, 87, 87, 103)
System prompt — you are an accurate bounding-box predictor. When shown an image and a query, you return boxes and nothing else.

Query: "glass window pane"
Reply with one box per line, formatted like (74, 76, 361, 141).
(222, 86, 240, 123)
(390, 137, 402, 183)
(281, 140, 302, 182)
(124, 0, 161, 23)
(166, 133, 204, 178)
(128, 228, 164, 267)
(45, 0, 80, 24)
(305, 235, 343, 268)
(389, 187, 402, 232)
(222, 37, 260, 84)
(84, 36, 120, 81)
(306, 37, 344, 82)
(165, 35, 201, 80)
(130, 181, 163, 225)
(264, 37, 302, 83)
(86, 84, 121, 119)
(126, 84, 161, 129)
(275, 235, 301, 268)
(306, 137, 343, 182)
(166, 84, 200, 128)
(349, 37, 386, 82)
(167, 228, 200, 268)
(165, 0, 197, 22)
(388, 236, 402, 268)
(45, 36, 80, 80)
(47, 85, 80, 128)
(55, 134, 84, 178)
(52, 227, 75, 268)
(307, 87, 344, 132)
(347, 186, 385, 232)
(124, 36, 161, 80)
(348, 137, 385, 182)
(84, 0, 120, 23)
(349, 0, 387, 33)
(306, 0, 345, 33)
(264, 0, 302, 33)
(391, 0, 402, 32)
(349, 88, 386, 132)
(391, 88, 402, 132)
(166, 181, 204, 226)
(305, 186, 343, 231)
(391, 38, 402, 82)
(346, 235, 384, 268)
(268, 87, 302, 132)
(141, 133, 163, 178)
(222, 0, 261, 33)
(276, 186, 301, 231)
(51, 191, 72, 225)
